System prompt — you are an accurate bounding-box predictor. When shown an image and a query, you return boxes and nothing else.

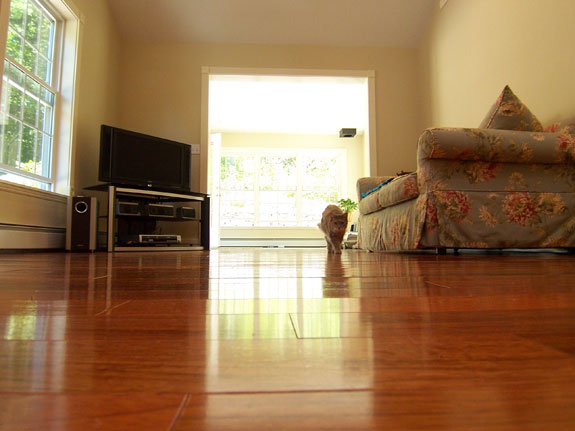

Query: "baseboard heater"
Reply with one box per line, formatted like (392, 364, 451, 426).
(0, 223, 66, 250)
(219, 238, 325, 247)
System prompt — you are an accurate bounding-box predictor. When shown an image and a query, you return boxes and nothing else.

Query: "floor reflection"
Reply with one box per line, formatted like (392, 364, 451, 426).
(4, 309, 39, 340)
(204, 249, 374, 393)
(208, 277, 326, 300)
(205, 314, 296, 340)
(205, 337, 375, 393)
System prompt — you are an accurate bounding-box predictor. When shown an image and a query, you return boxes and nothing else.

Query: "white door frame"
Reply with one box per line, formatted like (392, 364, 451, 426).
(200, 67, 377, 194)
(199, 67, 377, 246)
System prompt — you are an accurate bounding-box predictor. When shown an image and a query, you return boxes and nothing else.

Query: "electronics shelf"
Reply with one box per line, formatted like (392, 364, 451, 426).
(88, 184, 210, 252)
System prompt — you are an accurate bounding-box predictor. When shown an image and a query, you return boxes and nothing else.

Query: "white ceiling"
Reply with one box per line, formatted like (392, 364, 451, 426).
(107, 0, 436, 48)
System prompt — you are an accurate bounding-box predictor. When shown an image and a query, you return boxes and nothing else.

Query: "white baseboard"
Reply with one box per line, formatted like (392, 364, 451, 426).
(0, 225, 66, 250)
(220, 238, 325, 247)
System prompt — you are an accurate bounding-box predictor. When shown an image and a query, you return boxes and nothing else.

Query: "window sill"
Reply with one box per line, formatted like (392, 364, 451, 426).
(0, 179, 67, 204)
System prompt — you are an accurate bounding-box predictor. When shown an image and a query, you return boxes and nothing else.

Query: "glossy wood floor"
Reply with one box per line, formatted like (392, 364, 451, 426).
(1, 247, 575, 430)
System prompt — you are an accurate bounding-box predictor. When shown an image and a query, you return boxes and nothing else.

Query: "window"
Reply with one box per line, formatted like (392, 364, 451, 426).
(0, 0, 77, 192)
(220, 149, 346, 228)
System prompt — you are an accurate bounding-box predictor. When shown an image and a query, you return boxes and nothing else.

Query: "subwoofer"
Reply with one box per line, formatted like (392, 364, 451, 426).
(67, 196, 98, 251)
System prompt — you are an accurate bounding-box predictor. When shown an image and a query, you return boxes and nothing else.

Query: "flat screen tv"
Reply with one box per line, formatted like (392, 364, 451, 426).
(98, 125, 191, 193)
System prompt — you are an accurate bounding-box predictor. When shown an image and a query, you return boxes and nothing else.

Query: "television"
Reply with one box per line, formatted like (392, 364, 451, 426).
(98, 125, 191, 193)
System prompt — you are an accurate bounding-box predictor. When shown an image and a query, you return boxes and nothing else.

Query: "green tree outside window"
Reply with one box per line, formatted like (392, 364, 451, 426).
(0, 0, 56, 190)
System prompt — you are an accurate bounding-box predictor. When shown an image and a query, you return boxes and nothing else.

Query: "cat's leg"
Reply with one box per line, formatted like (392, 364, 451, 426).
(328, 237, 341, 254)
(333, 239, 342, 254)
(324, 237, 333, 253)
(327, 237, 338, 254)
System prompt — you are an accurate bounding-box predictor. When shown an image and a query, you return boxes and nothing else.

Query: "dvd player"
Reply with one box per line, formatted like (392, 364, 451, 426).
(138, 234, 181, 244)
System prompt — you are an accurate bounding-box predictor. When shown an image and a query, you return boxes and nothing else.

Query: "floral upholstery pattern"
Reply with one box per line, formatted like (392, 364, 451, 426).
(478, 85, 543, 132)
(358, 126, 575, 251)
(358, 173, 419, 215)
(545, 116, 575, 135)
(356, 176, 395, 200)
(418, 128, 575, 192)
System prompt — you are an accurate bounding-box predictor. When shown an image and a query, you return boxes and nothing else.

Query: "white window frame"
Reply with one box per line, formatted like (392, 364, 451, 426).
(0, 0, 81, 196)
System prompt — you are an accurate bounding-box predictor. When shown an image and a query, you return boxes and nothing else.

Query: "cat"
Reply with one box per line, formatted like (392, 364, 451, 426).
(318, 205, 348, 254)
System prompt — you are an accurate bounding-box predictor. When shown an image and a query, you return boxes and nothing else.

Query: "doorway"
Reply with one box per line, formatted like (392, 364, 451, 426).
(200, 68, 376, 248)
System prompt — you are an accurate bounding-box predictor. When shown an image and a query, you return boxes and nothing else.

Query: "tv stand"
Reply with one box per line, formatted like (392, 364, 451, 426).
(92, 184, 210, 252)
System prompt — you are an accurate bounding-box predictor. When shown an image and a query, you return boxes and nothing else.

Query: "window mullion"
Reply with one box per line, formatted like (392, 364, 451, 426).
(5, 56, 56, 92)
(0, 162, 51, 182)
(253, 154, 260, 227)
(296, 152, 303, 226)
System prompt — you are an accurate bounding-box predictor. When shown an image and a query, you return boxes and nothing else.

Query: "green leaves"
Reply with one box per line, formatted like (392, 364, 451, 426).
(7, 0, 55, 83)
(338, 198, 358, 213)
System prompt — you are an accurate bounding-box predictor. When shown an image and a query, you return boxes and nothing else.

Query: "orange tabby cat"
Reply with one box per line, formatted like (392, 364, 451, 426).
(318, 205, 348, 254)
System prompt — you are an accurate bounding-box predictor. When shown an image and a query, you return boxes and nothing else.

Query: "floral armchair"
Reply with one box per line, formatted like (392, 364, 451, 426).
(357, 86, 575, 252)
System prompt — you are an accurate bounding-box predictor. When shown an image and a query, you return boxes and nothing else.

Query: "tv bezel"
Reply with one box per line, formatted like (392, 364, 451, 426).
(98, 125, 192, 194)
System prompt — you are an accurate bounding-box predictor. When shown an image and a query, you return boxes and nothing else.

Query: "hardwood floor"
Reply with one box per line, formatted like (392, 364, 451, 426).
(0, 247, 574, 430)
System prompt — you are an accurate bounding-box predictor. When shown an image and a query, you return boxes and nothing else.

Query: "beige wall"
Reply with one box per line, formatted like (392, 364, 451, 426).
(117, 42, 423, 185)
(420, 0, 575, 129)
(0, 0, 120, 248)
(72, 0, 121, 193)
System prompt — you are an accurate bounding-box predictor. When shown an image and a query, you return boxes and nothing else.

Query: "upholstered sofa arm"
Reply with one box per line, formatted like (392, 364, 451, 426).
(357, 176, 395, 201)
(417, 127, 574, 165)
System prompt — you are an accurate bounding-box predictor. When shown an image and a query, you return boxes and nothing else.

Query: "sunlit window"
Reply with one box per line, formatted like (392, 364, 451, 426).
(0, 0, 60, 190)
(220, 149, 346, 227)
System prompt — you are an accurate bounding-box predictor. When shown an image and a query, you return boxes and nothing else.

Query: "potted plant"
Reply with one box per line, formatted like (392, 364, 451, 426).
(337, 198, 358, 219)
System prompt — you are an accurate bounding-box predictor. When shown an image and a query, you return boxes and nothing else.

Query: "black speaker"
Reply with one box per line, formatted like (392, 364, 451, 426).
(67, 196, 98, 251)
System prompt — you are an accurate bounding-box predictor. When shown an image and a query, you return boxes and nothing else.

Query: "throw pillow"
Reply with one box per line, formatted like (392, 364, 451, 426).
(479, 85, 543, 132)
(360, 177, 395, 199)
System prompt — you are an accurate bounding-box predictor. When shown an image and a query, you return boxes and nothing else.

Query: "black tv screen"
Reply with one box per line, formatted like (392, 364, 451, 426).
(98, 125, 191, 193)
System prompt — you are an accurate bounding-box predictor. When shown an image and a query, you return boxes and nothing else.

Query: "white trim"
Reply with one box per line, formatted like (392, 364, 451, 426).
(367, 73, 377, 176)
(53, 0, 81, 196)
(0, 178, 66, 203)
(0, 1, 11, 81)
(201, 67, 377, 192)
(203, 66, 375, 79)
(220, 147, 346, 155)
(0, 163, 53, 184)
(0, 224, 65, 249)
(220, 238, 325, 247)
(51, 0, 83, 23)
(4, 55, 58, 92)
(201, 66, 376, 246)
